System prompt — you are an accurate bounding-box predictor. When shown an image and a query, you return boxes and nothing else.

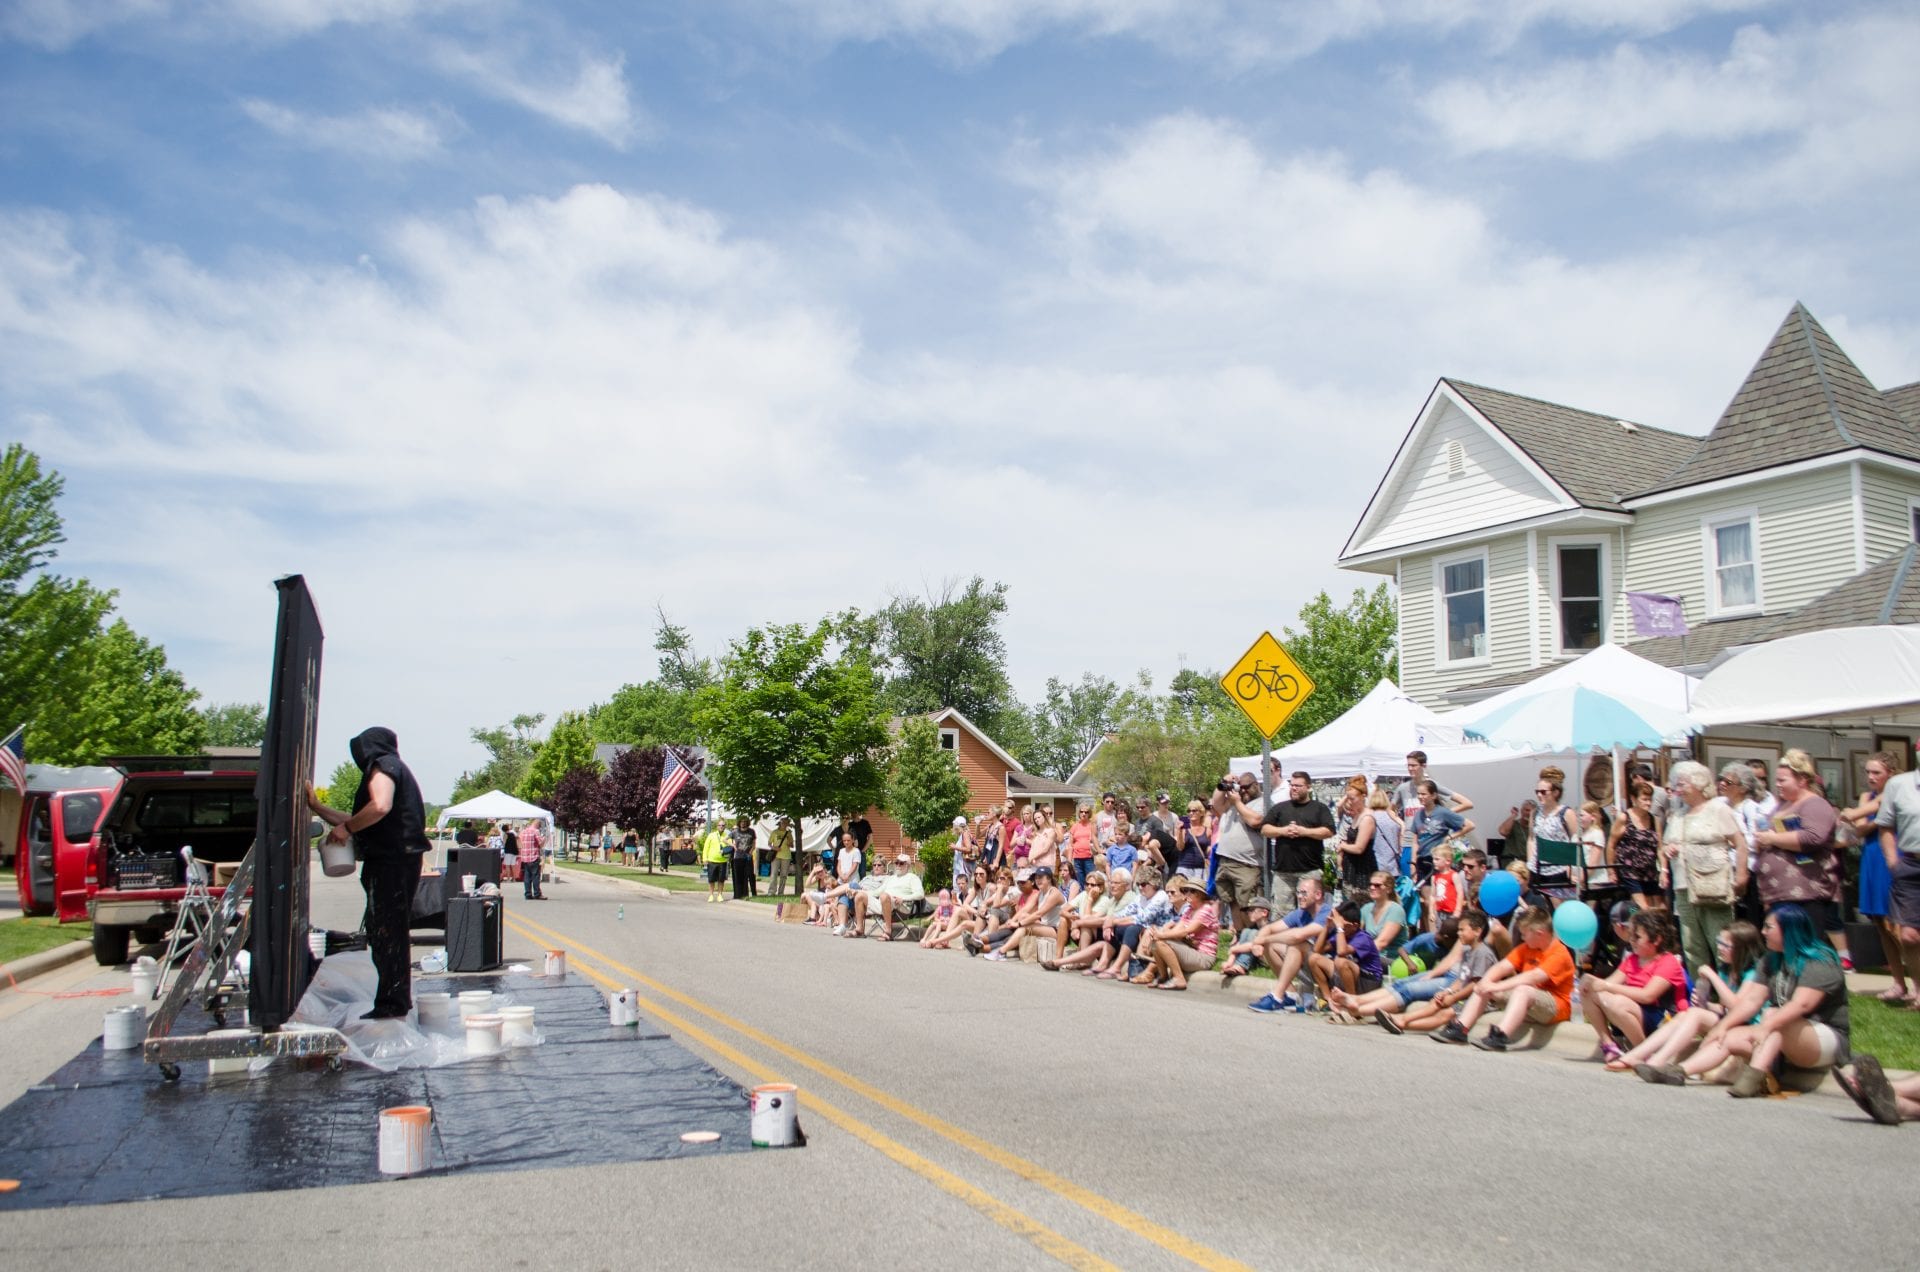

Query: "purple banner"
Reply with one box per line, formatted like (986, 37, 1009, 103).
(1627, 591, 1689, 638)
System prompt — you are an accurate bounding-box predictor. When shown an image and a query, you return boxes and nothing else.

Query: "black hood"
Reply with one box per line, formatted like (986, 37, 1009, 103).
(349, 727, 399, 773)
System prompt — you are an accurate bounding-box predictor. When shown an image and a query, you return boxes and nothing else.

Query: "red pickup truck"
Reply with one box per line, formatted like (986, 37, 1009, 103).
(85, 751, 263, 965)
(4, 765, 120, 920)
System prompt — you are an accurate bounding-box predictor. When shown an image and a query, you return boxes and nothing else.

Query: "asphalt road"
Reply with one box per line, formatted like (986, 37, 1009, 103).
(0, 864, 1908, 1271)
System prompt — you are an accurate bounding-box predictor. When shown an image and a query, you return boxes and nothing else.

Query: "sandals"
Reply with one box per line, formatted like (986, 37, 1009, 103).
(1156, 980, 1187, 991)
(1875, 987, 1911, 1003)
(1599, 1041, 1623, 1065)
(1375, 1010, 1403, 1035)
(1040, 959, 1060, 972)
(1129, 971, 1160, 986)
(1837, 1055, 1902, 1125)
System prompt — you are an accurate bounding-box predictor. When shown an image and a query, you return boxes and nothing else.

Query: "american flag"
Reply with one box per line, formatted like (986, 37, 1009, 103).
(1, 725, 25, 797)
(656, 748, 694, 819)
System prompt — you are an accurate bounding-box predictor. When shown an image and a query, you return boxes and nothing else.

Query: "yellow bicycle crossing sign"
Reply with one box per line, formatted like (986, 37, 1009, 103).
(1221, 632, 1315, 740)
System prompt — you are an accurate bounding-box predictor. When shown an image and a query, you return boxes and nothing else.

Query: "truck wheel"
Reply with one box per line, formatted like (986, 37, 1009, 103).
(91, 924, 131, 966)
(134, 926, 166, 946)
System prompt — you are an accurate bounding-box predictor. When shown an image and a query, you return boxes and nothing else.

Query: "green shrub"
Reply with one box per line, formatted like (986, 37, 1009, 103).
(917, 829, 956, 893)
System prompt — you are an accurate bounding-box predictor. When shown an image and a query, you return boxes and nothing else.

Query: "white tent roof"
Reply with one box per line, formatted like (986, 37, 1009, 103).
(1689, 624, 1920, 729)
(437, 789, 554, 828)
(1437, 643, 1700, 723)
(1228, 679, 1467, 781)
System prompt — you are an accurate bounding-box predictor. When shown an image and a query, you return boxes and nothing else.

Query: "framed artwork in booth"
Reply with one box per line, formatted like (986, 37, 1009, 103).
(1815, 758, 1846, 805)
(1874, 734, 1916, 773)
(1702, 737, 1781, 785)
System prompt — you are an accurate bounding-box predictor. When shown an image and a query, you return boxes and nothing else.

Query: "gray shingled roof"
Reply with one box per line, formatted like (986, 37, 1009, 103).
(1445, 380, 1701, 512)
(1634, 304, 1920, 497)
(1885, 381, 1920, 427)
(1006, 771, 1094, 799)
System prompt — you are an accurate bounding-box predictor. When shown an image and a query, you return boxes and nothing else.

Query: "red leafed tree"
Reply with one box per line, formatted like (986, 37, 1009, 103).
(599, 745, 706, 842)
(549, 766, 606, 836)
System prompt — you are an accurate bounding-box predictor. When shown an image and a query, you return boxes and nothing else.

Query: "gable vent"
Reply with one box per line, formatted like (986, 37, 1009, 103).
(1614, 418, 1639, 433)
(1444, 439, 1466, 477)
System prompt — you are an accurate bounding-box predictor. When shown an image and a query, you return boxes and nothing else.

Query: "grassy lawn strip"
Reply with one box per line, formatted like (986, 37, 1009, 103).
(556, 862, 807, 906)
(0, 915, 91, 965)
(1849, 997, 1920, 1072)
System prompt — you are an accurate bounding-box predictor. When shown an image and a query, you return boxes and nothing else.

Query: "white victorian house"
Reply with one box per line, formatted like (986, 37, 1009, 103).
(1340, 303, 1920, 711)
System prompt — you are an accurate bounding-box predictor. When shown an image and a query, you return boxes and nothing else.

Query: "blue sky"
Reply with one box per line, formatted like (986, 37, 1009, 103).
(3, 0, 1916, 797)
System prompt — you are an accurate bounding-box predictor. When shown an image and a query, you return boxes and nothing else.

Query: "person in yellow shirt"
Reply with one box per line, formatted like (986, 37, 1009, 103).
(700, 820, 730, 903)
(767, 818, 796, 897)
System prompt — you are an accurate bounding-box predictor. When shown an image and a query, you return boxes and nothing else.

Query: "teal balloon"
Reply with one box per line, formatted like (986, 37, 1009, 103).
(1553, 900, 1599, 951)
(1478, 870, 1521, 917)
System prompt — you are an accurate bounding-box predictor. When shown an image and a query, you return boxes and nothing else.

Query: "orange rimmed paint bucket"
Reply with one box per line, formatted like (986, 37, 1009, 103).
(378, 1106, 432, 1176)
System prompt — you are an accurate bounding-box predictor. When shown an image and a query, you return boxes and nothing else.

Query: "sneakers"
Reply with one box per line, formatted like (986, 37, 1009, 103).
(963, 934, 983, 957)
(831, 924, 845, 936)
(1431, 1019, 1470, 1046)
(1472, 1026, 1511, 1052)
(1282, 995, 1311, 1014)
(1375, 1010, 1403, 1036)
(1634, 1062, 1688, 1086)
(1247, 993, 1286, 1014)
(984, 951, 1007, 962)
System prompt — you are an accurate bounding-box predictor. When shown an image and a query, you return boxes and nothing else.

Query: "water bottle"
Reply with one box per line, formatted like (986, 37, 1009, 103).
(617, 905, 625, 921)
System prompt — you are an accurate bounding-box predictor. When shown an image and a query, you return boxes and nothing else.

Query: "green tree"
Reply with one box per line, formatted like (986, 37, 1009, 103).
(52, 620, 204, 759)
(590, 608, 714, 746)
(1021, 672, 1151, 780)
(325, 758, 362, 811)
(1272, 582, 1399, 745)
(693, 616, 890, 830)
(449, 712, 543, 804)
(878, 577, 1024, 745)
(519, 710, 600, 806)
(887, 715, 971, 844)
(201, 701, 267, 748)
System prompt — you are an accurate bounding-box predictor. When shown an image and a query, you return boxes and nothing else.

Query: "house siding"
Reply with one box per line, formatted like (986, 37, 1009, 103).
(1400, 534, 1533, 707)
(1350, 397, 1565, 558)
(1861, 464, 1920, 564)
(1624, 467, 1855, 627)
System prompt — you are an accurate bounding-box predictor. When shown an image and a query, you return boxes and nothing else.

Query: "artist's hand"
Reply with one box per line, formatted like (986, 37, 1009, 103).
(326, 823, 350, 846)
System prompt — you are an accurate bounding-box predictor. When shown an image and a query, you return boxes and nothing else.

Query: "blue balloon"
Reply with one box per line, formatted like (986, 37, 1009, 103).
(1477, 869, 1521, 917)
(1553, 900, 1599, 951)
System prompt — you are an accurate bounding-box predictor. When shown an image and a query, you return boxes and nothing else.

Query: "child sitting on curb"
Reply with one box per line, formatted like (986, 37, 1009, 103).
(1433, 906, 1575, 1049)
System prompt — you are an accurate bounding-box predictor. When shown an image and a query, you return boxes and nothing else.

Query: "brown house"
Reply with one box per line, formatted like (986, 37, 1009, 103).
(858, 708, 1093, 856)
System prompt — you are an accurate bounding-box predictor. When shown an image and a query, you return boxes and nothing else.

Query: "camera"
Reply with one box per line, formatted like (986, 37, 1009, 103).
(1216, 780, 1235, 794)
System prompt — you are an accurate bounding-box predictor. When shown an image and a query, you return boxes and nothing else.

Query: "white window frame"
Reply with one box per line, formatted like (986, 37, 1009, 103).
(1547, 536, 1610, 657)
(937, 727, 960, 753)
(1701, 508, 1763, 618)
(1433, 547, 1492, 668)
(1908, 495, 1920, 544)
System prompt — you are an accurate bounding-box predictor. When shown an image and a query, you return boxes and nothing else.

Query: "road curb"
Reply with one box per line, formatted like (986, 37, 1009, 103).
(0, 939, 92, 991)
(551, 864, 676, 899)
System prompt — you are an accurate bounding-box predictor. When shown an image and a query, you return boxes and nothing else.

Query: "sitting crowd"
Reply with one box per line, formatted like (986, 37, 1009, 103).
(786, 745, 1920, 1122)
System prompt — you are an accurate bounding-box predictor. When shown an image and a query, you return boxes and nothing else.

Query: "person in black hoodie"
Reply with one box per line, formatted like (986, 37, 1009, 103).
(307, 727, 430, 1019)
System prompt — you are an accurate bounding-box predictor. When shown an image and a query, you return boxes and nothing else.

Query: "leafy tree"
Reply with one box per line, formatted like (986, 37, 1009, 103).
(693, 617, 890, 830)
(590, 608, 713, 746)
(1272, 582, 1399, 745)
(878, 576, 1023, 744)
(652, 606, 715, 694)
(519, 710, 599, 806)
(449, 712, 543, 804)
(55, 620, 204, 759)
(201, 701, 267, 748)
(1020, 671, 1150, 780)
(598, 744, 706, 841)
(325, 758, 363, 811)
(550, 766, 607, 836)
(887, 715, 971, 844)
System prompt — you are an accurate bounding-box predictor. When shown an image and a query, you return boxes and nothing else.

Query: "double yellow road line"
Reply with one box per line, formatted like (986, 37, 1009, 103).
(504, 909, 1253, 1272)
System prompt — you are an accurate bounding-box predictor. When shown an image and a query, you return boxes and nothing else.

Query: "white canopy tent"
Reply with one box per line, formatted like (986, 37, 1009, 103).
(1228, 678, 1465, 782)
(1689, 624, 1920, 729)
(437, 789, 555, 833)
(1437, 643, 1700, 724)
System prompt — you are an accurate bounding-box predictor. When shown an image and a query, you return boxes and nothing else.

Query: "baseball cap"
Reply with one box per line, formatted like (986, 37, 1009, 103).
(1176, 876, 1210, 894)
(1246, 896, 1273, 912)
(952, 815, 968, 828)
(1014, 867, 1034, 882)
(894, 853, 912, 864)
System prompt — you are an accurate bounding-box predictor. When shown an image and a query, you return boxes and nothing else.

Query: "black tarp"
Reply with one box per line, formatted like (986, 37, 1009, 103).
(0, 974, 755, 1210)
(250, 575, 324, 1032)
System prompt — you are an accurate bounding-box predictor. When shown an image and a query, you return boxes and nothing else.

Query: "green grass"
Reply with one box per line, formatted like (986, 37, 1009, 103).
(1850, 997, 1920, 1072)
(0, 914, 91, 965)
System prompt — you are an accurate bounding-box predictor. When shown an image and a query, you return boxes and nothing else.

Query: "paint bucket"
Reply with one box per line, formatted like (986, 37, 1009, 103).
(308, 929, 328, 960)
(130, 957, 159, 1001)
(377, 1105, 433, 1176)
(457, 990, 494, 1018)
(319, 837, 356, 877)
(415, 992, 452, 1029)
(460, 873, 476, 894)
(463, 1013, 503, 1057)
(206, 1028, 255, 1076)
(607, 988, 638, 1027)
(102, 1005, 145, 1050)
(544, 949, 566, 978)
(498, 1005, 536, 1045)
(750, 1083, 800, 1147)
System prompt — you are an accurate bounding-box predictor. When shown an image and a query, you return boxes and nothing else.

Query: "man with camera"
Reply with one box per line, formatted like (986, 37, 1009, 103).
(1215, 772, 1269, 931)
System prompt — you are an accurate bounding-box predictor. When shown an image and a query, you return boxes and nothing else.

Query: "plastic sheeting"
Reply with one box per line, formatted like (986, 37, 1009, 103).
(0, 967, 758, 1210)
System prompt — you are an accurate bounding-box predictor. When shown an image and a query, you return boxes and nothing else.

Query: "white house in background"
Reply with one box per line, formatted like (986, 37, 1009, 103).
(1340, 303, 1920, 709)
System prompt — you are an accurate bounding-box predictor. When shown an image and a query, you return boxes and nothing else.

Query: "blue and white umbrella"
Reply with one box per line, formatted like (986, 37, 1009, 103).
(1458, 684, 1697, 752)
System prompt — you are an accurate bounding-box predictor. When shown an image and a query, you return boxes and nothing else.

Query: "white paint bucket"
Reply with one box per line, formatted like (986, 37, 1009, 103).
(206, 1028, 255, 1076)
(460, 873, 476, 893)
(608, 988, 638, 1026)
(319, 837, 356, 877)
(543, 949, 566, 978)
(415, 992, 452, 1029)
(750, 1083, 800, 1147)
(498, 1005, 535, 1045)
(457, 990, 494, 1018)
(308, 929, 328, 960)
(102, 1005, 145, 1050)
(130, 958, 159, 1000)
(463, 1013, 503, 1057)
(377, 1105, 432, 1175)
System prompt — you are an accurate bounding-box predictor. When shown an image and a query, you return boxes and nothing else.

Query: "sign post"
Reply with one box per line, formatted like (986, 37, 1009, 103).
(1220, 632, 1316, 902)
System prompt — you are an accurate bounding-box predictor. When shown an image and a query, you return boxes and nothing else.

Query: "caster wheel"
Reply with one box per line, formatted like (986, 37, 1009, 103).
(210, 1012, 228, 1031)
(326, 1056, 345, 1073)
(159, 1063, 182, 1083)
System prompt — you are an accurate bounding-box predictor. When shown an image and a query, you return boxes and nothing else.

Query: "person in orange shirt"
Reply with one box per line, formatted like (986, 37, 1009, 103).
(1431, 906, 1574, 1049)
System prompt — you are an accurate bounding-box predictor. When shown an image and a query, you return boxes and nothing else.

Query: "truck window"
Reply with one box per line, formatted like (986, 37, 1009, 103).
(60, 792, 104, 838)
(136, 790, 259, 830)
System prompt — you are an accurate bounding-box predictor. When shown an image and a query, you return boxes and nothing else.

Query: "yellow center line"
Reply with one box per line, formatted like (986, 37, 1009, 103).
(507, 907, 1256, 1272)
(502, 915, 1119, 1272)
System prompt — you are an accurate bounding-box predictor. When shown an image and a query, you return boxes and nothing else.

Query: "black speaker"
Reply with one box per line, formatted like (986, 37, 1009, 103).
(446, 895, 502, 972)
(447, 846, 500, 888)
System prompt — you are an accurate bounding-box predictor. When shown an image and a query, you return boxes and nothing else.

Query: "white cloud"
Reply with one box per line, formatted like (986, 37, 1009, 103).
(241, 98, 458, 161)
(1419, 12, 1920, 197)
(1, 0, 487, 48)
(431, 42, 643, 146)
